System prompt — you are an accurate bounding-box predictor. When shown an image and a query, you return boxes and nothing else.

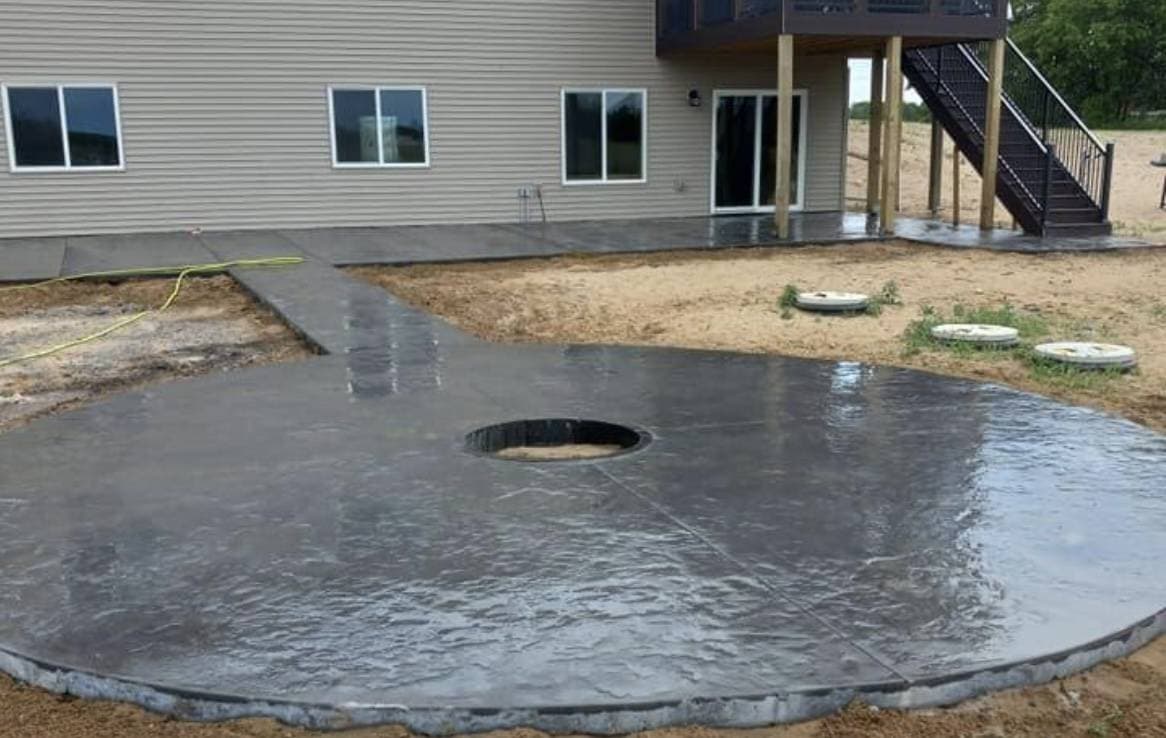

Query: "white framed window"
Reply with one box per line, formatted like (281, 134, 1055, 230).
(561, 88, 647, 185)
(2, 83, 124, 172)
(328, 86, 430, 168)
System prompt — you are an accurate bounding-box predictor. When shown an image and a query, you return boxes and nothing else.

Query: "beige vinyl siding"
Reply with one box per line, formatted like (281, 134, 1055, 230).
(0, 1, 848, 237)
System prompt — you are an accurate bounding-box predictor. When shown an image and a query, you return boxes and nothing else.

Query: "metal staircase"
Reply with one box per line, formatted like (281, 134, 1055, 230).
(903, 39, 1115, 237)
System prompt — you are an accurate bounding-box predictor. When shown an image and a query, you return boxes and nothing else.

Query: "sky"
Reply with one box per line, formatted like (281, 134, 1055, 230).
(848, 59, 923, 105)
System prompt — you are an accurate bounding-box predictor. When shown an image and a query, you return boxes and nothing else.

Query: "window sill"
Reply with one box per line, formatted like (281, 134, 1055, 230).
(7, 166, 125, 174)
(561, 178, 648, 187)
(331, 163, 431, 170)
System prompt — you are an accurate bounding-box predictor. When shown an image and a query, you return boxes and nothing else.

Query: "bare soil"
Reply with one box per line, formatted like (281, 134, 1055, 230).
(0, 275, 313, 432)
(496, 443, 626, 461)
(848, 121, 1166, 243)
(355, 241, 1166, 433)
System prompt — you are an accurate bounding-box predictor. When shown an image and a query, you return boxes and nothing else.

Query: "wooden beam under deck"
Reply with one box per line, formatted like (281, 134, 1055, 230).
(867, 51, 884, 216)
(880, 36, 904, 235)
(980, 37, 1005, 231)
(774, 34, 795, 240)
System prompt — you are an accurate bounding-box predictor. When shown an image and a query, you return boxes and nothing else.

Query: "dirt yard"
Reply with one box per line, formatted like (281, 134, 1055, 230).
(848, 121, 1166, 242)
(0, 275, 312, 432)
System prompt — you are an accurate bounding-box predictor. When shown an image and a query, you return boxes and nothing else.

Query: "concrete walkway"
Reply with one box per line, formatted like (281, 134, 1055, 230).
(0, 213, 1157, 283)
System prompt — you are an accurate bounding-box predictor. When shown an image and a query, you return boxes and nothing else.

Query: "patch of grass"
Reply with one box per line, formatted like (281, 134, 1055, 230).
(1024, 350, 1133, 391)
(904, 302, 1134, 389)
(951, 303, 1049, 338)
(1087, 705, 1124, 737)
(865, 280, 902, 317)
(903, 305, 944, 355)
(903, 302, 1049, 359)
(777, 284, 799, 320)
(904, 302, 1049, 354)
(778, 284, 800, 310)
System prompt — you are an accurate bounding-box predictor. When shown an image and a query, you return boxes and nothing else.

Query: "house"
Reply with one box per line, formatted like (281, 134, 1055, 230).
(0, 0, 1111, 239)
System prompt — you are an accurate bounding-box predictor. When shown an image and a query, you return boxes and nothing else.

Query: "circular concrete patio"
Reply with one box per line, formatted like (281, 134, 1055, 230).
(1, 339, 1165, 733)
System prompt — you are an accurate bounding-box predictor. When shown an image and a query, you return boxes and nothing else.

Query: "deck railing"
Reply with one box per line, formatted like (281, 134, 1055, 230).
(968, 39, 1115, 225)
(658, 0, 1007, 49)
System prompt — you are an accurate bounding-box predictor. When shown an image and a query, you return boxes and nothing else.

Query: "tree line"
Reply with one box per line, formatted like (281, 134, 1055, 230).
(851, 0, 1165, 129)
(1011, 0, 1165, 128)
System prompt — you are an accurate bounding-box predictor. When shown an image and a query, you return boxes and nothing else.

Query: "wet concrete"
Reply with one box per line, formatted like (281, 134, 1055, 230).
(3, 214, 1160, 283)
(1, 253, 1165, 733)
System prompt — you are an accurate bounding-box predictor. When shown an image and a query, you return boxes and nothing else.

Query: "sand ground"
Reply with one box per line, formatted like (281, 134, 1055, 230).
(848, 121, 1166, 242)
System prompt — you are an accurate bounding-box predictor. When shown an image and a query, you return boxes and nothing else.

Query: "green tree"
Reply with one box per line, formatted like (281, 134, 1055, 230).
(1011, 0, 1166, 125)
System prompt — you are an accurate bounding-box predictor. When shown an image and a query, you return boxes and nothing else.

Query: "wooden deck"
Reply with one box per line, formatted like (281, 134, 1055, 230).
(657, 0, 1008, 55)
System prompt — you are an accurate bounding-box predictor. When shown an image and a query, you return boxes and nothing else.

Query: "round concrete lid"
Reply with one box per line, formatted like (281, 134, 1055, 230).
(931, 323, 1021, 346)
(795, 291, 870, 312)
(1034, 342, 1138, 369)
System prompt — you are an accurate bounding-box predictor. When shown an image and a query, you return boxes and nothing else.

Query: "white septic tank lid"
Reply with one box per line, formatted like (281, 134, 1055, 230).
(795, 291, 870, 313)
(1034, 342, 1138, 370)
(931, 323, 1020, 346)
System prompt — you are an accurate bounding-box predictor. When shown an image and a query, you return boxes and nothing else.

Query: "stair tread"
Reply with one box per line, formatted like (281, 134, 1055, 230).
(906, 44, 1113, 238)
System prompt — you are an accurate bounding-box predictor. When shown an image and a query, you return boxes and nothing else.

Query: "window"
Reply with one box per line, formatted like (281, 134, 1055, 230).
(562, 89, 646, 184)
(2, 84, 123, 171)
(329, 87, 429, 167)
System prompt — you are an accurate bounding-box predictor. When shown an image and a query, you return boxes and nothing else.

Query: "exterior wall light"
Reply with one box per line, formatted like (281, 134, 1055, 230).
(688, 89, 702, 107)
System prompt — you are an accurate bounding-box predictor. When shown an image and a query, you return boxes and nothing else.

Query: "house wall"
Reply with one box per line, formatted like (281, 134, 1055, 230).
(0, 1, 849, 238)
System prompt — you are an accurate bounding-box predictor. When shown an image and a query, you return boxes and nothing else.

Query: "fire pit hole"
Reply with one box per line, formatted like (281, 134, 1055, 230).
(466, 419, 648, 462)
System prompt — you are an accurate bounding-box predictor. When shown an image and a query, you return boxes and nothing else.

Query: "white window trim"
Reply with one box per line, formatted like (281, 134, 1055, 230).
(2, 83, 125, 174)
(560, 88, 648, 186)
(328, 85, 431, 169)
(708, 88, 809, 215)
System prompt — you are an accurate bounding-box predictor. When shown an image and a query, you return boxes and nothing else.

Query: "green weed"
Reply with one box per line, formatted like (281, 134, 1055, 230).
(1087, 705, 1124, 737)
(903, 302, 1133, 388)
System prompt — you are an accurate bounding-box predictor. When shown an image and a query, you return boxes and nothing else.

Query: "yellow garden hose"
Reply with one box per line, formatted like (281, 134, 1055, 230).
(0, 257, 304, 369)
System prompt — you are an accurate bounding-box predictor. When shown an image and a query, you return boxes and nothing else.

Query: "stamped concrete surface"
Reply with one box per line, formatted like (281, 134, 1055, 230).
(2, 213, 1159, 284)
(1, 255, 1165, 734)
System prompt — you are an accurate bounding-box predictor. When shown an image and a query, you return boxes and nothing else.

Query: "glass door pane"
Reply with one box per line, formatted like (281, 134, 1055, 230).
(759, 94, 801, 208)
(714, 95, 757, 209)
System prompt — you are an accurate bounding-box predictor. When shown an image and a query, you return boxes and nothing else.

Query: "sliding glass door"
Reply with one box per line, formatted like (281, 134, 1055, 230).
(712, 90, 806, 214)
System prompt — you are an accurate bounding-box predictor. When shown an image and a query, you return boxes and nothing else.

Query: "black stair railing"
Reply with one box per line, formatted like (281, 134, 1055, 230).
(909, 43, 1042, 214)
(970, 39, 1116, 225)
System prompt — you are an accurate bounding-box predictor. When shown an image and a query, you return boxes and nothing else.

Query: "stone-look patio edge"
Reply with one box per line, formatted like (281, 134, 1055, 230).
(1, 611, 1160, 734)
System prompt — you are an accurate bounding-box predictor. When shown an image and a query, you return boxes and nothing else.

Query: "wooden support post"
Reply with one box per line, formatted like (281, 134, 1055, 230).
(980, 37, 1005, 231)
(866, 52, 884, 216)
(774, 34, 795, 239)
(879, 36, 903, 235)
(952, 142, 961, 227)
(927, 118, 944, 217)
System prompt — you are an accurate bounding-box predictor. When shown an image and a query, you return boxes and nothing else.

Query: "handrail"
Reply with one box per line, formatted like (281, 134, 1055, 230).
(910, 44, 1043, 211)
(964, 38, 1114, 226)
(955, 43, 1048, 155)
(1003, 38, 1104, 151)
